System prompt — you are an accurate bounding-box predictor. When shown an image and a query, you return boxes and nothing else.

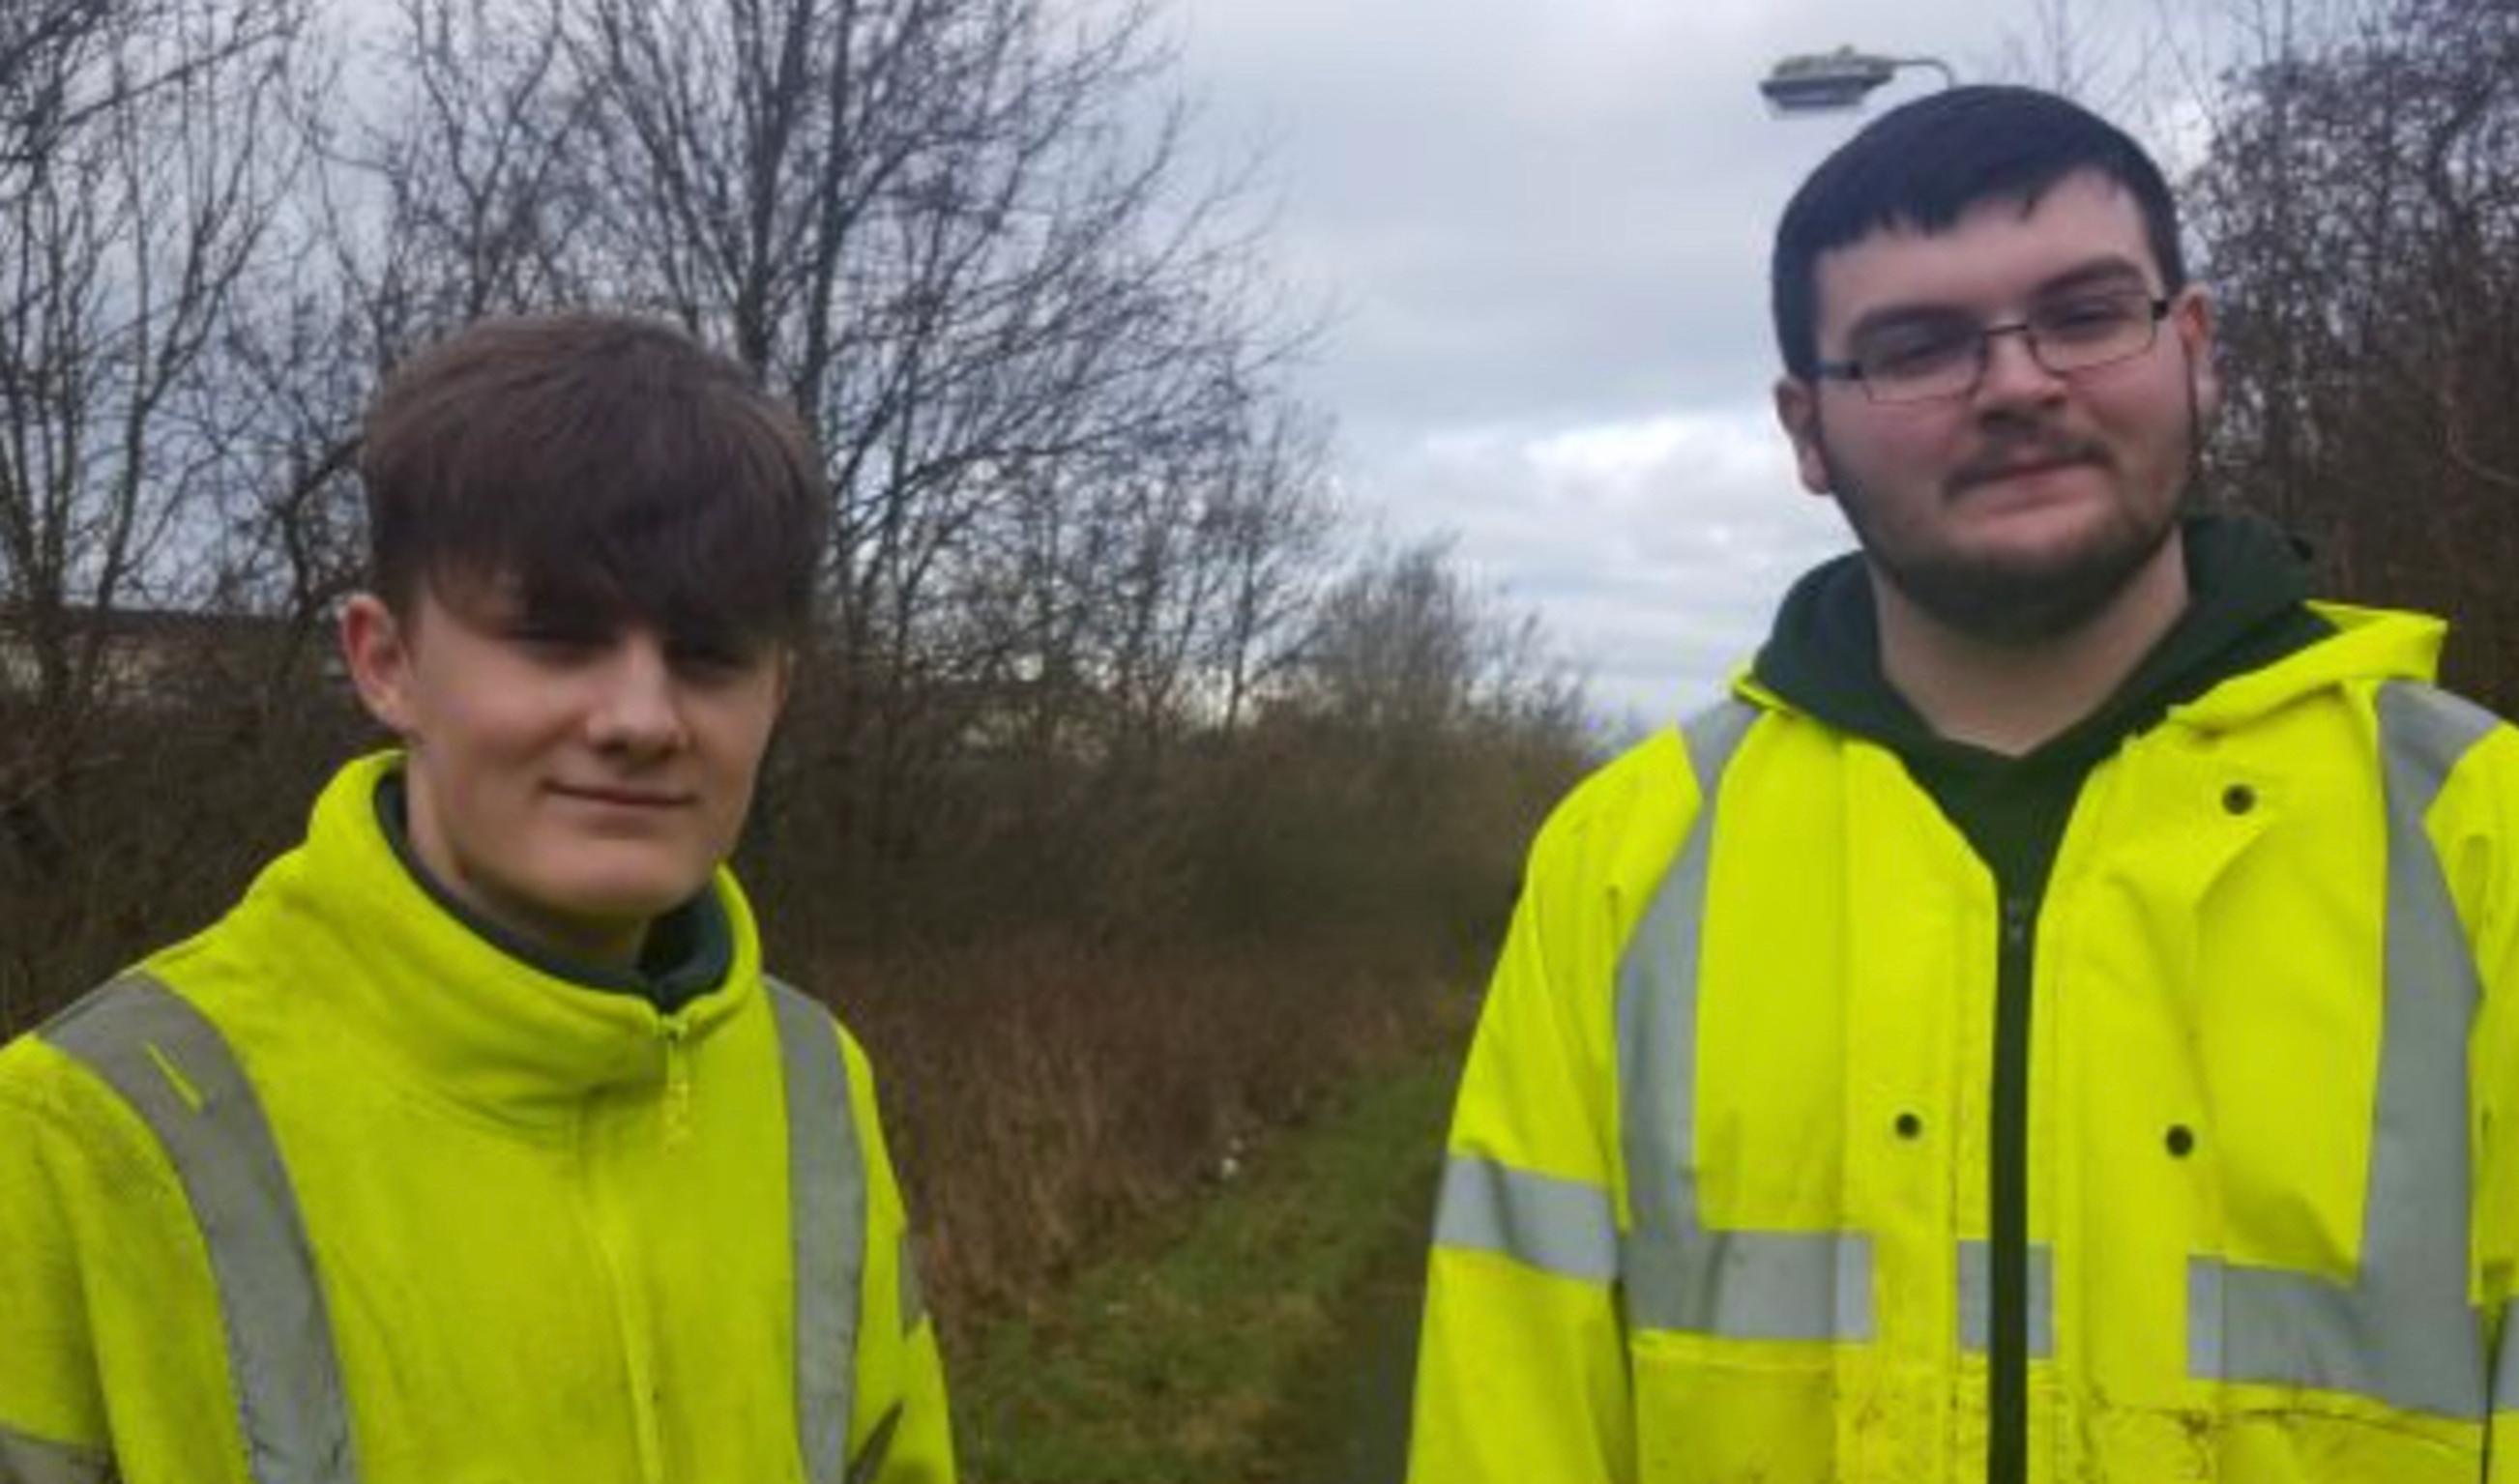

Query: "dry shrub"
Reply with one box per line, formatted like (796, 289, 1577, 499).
(821, 929, 1465, 1341)
(1, 643, 366, 1033)
(750, 702, 1584, 1342)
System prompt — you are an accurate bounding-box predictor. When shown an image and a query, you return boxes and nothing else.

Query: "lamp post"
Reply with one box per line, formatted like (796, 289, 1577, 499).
(1758, 46, 1956, 115)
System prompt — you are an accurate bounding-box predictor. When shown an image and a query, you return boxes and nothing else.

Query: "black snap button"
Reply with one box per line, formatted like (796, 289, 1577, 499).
(1894, 1112, 1922, 1140)
(2222, 784, 2256, 815)
(2166, 1124, 2196, 1157)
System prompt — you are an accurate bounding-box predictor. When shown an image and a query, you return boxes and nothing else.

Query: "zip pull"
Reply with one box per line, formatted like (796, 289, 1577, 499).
(660, 1019, 695, 1149)
(2001, 895, 2033, 950)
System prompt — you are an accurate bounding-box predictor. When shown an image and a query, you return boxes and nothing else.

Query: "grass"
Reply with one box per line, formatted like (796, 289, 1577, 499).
(952, 1047, 1460, 1484)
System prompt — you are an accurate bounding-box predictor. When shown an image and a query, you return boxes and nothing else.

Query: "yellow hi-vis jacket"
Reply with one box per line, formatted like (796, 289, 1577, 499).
(0, 754, 953, 1484)
(1409, 605, 2519, 1483)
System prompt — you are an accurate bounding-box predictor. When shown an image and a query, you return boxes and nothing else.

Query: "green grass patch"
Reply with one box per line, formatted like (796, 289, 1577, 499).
(953, 1051, 1457, 1484)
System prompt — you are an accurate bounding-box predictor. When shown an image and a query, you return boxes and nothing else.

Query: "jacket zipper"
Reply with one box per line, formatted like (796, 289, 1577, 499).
(578, 1095, 670, 1484)
(660, 1016, 695, 1149)
(1988, 893, 2035, 1484)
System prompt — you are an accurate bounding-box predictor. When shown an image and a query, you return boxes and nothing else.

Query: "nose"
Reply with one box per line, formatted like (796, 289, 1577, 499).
(584, 631, 688, 758)
(1972, 324, 2067, 408)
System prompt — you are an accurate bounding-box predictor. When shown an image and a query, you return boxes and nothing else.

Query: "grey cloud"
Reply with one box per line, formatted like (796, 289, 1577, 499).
(1360, 405, 1850, 718)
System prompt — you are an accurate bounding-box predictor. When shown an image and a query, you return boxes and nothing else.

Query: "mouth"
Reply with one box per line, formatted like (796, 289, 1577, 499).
(1950, 448, 2107, 497)
(548, 783, 693, 809)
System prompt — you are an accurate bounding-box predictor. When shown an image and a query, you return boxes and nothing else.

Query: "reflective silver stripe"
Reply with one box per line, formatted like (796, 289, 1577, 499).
(898, 1231, 928, 1335)
(1957, 1239, 2052, 1356)
(1433, 1154, 1619, 1283)
(2497, 1300, 2519, 1412)
(39, 975, 357, 1484)
(2186, 1259, 2224, 1380)
(2188, 684, 2496, 1418)
(0, 1424, 113, 1484)
(769, 978, 868, 1484)
(1616, 700, 1874, 1342)
(1621, 1225, 1872, 1340)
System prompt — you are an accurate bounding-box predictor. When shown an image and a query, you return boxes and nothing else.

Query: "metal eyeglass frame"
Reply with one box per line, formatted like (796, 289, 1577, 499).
(1814, 295, 2175, 404)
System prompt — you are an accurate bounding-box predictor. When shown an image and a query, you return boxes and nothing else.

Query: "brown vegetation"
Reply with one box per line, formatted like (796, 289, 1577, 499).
(751, 538, 1588, 1333)
(2189, 0, 2519, 710)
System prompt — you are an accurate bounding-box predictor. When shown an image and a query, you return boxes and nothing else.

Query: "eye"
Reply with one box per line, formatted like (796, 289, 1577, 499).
(1857, 322, 1976, 378)
(670, 646, 740, 675)
(2036, 293, 2143, 342)
(667, 635, 765, 682)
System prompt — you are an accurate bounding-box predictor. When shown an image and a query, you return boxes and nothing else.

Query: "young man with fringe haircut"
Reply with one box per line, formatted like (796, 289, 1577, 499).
(0, 313, 954, 1483)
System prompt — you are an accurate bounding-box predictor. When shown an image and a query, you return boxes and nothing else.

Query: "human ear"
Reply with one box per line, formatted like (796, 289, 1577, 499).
(339, 594, 419, 736)
(2172, 285, 2221, 427)
(770, 643, 796, 713)
(1774, 377, 1833, 496)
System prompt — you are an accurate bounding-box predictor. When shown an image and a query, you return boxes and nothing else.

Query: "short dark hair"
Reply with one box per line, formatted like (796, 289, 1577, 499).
(1770, 85, 2187, 380)
(360, 312, 827, 648)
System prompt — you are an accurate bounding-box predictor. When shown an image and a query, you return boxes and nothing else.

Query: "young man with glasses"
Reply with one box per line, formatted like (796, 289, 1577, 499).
(1409, 85, 2519, 1483)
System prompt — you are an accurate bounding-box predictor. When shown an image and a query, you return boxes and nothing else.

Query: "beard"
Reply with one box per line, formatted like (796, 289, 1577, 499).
(1817, 432, 2184, 647)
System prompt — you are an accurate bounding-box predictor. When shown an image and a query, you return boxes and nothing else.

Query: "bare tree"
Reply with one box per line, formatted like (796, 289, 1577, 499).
(0, 0, 309, 785)
(1199, 402, 1333, 732)
(550, 0, 1308, 920)
(0, 0, 316, 1027)
(1294, 538, 1580, 748)
(0, 0, 1509, 1000)
(204, 0, 600, 672)
(978, 380, 1327, 756)
(1, 0, 297, 183)
(1994, 0, 2123, 102)
(2193, 0, 2519, 707)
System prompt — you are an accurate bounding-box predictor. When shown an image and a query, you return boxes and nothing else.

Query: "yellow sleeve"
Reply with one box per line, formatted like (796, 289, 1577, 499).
(2441, 726, 2519, 1477)
(0, 1057, 114, 1476)
(838, 1030, 956, 1484)
(0, 1037, 249, 1484)
(1408, 736, 1700, 1484)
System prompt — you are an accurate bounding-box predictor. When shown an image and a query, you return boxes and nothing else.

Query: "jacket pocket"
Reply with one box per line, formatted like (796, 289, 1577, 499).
(1629, 1329, 1842, 1484)
(2210, 1396, 2481, 1483)
(2075, 1389, 2480, 1483)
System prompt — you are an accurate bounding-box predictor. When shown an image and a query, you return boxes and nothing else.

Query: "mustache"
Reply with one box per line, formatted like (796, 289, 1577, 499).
(1948, 433, 2113, 493)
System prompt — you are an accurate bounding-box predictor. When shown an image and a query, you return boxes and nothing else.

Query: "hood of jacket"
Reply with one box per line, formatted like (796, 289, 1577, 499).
(1744, 512, 2420, 765)
(181, 751, 765, 1127)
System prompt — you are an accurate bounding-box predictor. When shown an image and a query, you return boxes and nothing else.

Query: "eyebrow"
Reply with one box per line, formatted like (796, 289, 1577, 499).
(1841, 255, 2156, 345)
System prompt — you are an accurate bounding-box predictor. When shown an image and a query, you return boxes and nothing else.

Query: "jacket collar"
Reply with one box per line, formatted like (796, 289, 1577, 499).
(2170, 600, 2445, 732)
(228, 752, 763, 1127)
(370, 771, 734, 1008)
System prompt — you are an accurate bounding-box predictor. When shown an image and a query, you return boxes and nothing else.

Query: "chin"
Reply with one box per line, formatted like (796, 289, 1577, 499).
(1955, 489, 2124, 547)
(536, 858, 716, 920)
(1895, 525, 2175, 644)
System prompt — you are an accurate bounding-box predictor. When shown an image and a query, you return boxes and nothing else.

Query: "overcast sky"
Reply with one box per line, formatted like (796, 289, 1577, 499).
(1162, 0, 2212, 725)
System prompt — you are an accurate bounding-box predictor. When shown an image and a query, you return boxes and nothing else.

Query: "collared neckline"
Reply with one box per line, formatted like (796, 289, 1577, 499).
(227, 752, 763, 1128)
(370, 771, 733, 1009)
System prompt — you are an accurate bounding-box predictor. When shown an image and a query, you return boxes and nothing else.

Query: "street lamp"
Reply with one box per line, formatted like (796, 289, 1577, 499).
(1758, 46, 1957, 115)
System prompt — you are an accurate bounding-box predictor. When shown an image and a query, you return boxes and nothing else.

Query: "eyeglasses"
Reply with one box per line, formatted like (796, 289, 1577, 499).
(1816, 291, 2174, 404)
